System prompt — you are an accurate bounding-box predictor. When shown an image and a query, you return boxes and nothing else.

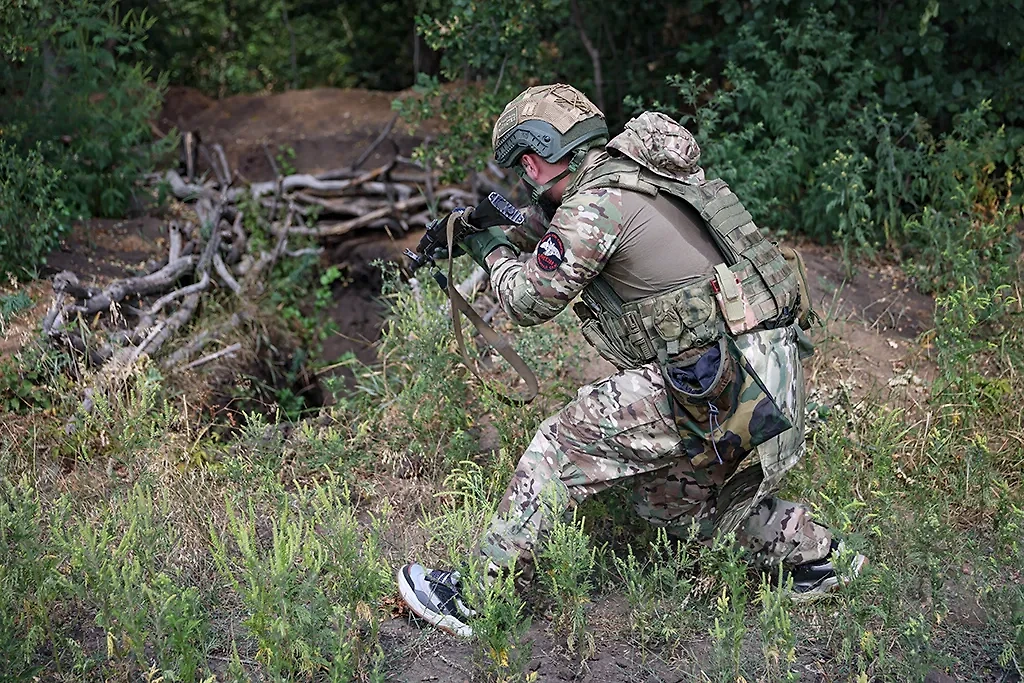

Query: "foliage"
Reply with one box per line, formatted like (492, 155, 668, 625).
(0, 290, 33, 328)
(1, 0, 168, 220)
(0, 339, 75, 414)
(757, 570, 797, 682)
(0, 142, 71, 280)
(637, 14, 1023, 284)
(393, 75, 521, 185)
(537, 508, 597, 658)
(123, 0, 420, 95)
(210, 480, 389, 679)
(465, 565, 535, 683)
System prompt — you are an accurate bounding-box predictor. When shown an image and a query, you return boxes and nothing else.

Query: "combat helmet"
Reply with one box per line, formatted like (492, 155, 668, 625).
(492, 84, 607, 200)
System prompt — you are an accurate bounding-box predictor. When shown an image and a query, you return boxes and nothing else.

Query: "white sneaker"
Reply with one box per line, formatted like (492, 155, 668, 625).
(396, 563, 475, 637)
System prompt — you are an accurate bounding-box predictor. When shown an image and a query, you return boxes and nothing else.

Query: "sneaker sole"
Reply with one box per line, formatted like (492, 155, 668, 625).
(396, 565, 474, 638)
(789, 553, 869, 604)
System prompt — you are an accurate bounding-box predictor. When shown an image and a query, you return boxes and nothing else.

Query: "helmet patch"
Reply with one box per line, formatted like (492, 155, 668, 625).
(536, 232, 565, 272)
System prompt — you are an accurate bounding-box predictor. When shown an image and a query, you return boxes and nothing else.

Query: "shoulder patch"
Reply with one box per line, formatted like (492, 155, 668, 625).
(535, 232, 565, 272)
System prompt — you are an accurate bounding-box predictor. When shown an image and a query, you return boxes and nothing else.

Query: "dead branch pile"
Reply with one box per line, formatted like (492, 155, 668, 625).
(42, 139, 485, 417)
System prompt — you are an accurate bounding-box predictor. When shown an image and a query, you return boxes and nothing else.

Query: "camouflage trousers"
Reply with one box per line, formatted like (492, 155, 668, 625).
(477, 324, 832, 579)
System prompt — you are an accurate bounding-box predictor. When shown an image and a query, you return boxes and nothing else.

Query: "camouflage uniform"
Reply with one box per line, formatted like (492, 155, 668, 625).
(472, 88, 830, 580)
(477, 325, 830, 579)
(476, 183, 831, 579)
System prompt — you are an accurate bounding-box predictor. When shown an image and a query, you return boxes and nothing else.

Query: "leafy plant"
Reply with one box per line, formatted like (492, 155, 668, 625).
(757, 569, 797, 682)
(708, 534, 748, 681)
(465, 564, 535, 683)
(0, 1, 169, 221)
(537, 508, 597, 659)
(0, 142, 70, 280)
(209, 480, 388, 680)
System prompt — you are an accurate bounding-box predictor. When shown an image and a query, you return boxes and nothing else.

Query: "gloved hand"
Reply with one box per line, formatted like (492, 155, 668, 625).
(460, 226, 514, 268)
(430, 242, 465, 261)
(424, 214, 466, 261)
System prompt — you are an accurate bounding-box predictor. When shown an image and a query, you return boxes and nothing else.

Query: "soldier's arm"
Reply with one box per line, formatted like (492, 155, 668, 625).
(502, 204, 549, 252)
(484, 188, 623, 326)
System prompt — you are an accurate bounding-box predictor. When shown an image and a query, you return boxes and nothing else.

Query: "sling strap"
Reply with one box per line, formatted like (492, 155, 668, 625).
(444, 210, 539, 405)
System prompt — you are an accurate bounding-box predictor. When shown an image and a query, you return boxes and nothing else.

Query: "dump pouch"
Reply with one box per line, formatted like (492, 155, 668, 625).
(662, 336, 792, 470)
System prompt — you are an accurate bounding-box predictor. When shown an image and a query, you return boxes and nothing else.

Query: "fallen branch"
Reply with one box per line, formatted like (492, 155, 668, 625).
(212, 143, 232, 185)
(162, 311, 249, 369)
(457, 266, 489, 300)
(281, 188, 472, 237)
(184, 342, 242, 370)
(224, 212, 246, 265)
(144, 272, 211, 319)
(71, 256, 196, 315)
(284, 247, 324, 258)
(213, 253, 241, 295)
(249, 163, 391, 199)
(168, 221, 183, 262)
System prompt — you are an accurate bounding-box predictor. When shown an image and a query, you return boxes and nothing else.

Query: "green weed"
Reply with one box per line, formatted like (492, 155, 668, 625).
(612, 525, 703, 657)
(757, 570, 797, 682)
(465, 563, 535, 683)
(537, 509, 597, 659)
(708, 534, 749, 681)
(209, 478, 389, 680)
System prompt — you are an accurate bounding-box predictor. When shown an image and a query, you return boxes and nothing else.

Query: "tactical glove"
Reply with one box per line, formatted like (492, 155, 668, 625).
(460, 226, 513, 268)
(422, 215, 466, 261)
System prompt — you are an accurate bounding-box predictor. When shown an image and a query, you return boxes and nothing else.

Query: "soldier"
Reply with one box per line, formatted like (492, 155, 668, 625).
(397, 84, 866, 637)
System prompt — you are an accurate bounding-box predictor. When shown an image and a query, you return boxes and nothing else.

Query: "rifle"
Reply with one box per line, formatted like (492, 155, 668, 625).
(404, 191, 525, 286)
(404, 192, 538, 404)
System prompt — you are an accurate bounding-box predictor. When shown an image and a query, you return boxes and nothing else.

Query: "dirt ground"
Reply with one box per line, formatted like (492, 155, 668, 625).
(1, 86, 949, 681)
(158, 85, 431, 182)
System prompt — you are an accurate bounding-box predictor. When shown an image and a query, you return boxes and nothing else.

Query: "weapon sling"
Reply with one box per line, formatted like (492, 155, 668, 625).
(442, 210, 539, 405)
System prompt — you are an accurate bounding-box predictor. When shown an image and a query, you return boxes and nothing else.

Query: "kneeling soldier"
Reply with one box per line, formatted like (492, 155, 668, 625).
(398, 84, 866, 637)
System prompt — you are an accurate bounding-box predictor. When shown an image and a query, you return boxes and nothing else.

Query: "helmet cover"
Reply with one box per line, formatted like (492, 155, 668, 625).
(492, 84, 607, 168)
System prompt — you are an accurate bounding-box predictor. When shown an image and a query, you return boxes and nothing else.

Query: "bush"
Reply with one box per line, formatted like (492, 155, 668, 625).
(0, 142, 70, 280)
(0, 0, 167, 224)
(123, 0, 420, 95)
(630, 12, 1023, 286)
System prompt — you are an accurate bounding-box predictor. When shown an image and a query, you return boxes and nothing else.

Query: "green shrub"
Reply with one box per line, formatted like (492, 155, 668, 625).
(0, 142, 70, 280)
(537, 509, 597, 658)
(210, 481, 389, 679)
(0, 0, 168, 221)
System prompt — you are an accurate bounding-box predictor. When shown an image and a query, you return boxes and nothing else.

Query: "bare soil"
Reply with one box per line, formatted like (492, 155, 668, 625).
(158, 85, 430, 182)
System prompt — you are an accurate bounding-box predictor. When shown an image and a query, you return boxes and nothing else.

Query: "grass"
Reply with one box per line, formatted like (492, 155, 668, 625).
(0, 222, 1021, 682)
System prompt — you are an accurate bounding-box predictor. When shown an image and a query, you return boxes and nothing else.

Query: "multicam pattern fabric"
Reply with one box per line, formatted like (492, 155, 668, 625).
(607, 111, 706, 184)
(476, 325, 828, 576)
(492, 84, 605, 147)
(501, 205, 548, 253)
(486, 184, 625, 326)
(664, 337, 792, 471)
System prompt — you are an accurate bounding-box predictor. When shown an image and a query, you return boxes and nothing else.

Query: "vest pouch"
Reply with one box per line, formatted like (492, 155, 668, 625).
(779, 245, 817, 331)
(663, 336, 792, 470)
(574, 303, 639, 370)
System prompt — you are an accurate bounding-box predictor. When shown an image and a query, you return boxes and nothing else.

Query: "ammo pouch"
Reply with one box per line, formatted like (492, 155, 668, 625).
(662, 336, 792, 470)
(575, 275, 721, 370)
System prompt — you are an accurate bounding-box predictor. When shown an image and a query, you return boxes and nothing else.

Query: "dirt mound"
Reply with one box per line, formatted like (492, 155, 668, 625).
(159, 86, 429, 182)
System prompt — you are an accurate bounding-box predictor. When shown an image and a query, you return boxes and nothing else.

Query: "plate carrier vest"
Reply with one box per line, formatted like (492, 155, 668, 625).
(567, 152, 805, 369)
